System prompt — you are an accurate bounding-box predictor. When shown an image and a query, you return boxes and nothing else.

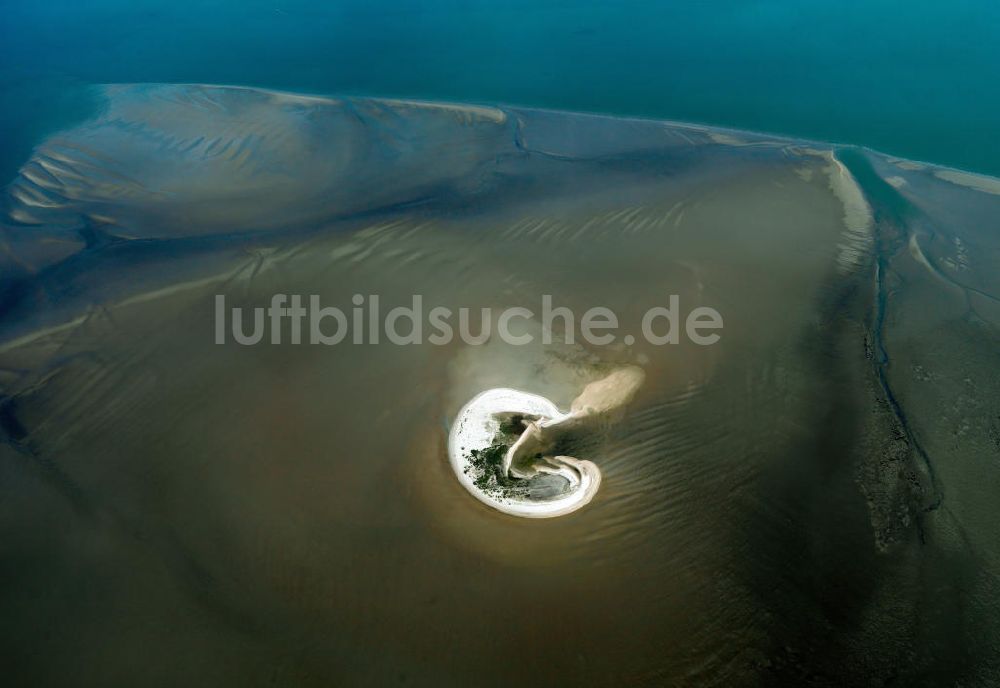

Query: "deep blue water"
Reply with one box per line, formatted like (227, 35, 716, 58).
(1, 0, 999, 182)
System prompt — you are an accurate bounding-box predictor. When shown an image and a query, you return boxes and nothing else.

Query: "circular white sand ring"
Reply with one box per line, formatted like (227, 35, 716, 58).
(448, 368, 644, 518)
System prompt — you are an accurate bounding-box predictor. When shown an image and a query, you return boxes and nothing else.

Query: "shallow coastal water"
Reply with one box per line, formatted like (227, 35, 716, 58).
(1, 84, 1000, 686)
(3, 1, 1000, 182)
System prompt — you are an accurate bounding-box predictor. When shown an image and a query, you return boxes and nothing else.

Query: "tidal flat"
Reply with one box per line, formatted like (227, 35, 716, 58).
(1, 84, 999, 686)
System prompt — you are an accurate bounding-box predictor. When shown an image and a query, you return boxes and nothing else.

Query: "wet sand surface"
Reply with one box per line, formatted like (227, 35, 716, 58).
(1, 84, 999, 686)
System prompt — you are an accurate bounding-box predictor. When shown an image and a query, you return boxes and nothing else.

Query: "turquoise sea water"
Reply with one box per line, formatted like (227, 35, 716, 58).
(1, 0, 999, 183)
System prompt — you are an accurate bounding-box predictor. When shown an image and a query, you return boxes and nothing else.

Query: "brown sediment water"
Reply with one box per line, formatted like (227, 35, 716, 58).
(1, 84, 999, 686)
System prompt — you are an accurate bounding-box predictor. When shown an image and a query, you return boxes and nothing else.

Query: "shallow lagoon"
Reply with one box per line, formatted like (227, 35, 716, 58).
(1, 84, 1000, 685)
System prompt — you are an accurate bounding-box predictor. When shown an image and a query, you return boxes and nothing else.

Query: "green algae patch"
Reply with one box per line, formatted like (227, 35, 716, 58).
(463, 434, 528, 501)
